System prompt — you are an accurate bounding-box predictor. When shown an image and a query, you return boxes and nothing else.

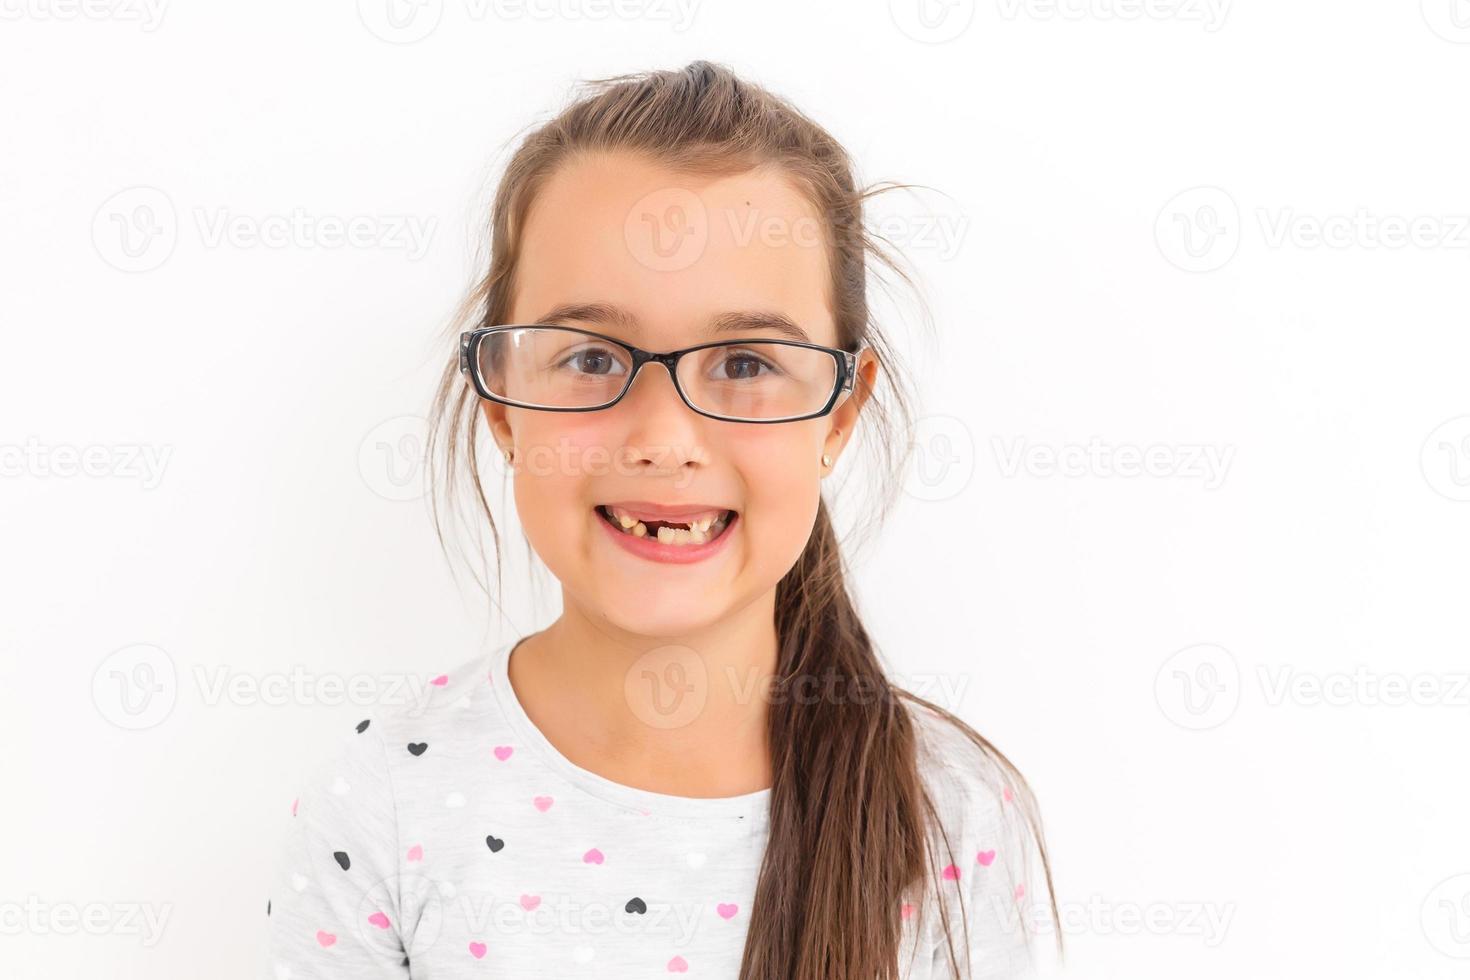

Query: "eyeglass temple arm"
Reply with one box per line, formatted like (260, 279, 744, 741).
(837, 349, 860, 399)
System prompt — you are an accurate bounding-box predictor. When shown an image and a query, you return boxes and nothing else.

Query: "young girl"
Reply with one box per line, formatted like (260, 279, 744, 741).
(265, 61, 1058, 980)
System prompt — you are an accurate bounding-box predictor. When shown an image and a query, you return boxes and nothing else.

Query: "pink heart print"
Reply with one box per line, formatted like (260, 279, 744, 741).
(520, 894, 541, 911)
(667, 956, 689, 972)
(493, 746, 514, 761)
(430, 674, 448, 686)
(406, 844, 424, 862)
(900, 902, 915, 920)
(468, 941, 488, 959)
(716, 903, 738, 920)
(533, 796, 554, 812)
(976, 849, 996, 867)
(583, 848, 605, 865)
(941, 864, 960, 881)
(315, 930, 337, 947)
(367, 912, 391, 930)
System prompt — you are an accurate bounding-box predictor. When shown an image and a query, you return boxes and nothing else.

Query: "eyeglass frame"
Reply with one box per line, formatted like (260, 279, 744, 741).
(458, 324, 861, 424)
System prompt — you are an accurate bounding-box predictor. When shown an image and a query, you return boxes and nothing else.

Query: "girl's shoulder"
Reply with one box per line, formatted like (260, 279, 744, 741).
(265, 651, 496, 976)
(901, 698, 1054, 969)
(364, 649, 502, 747)
(904, 698, 1018, 818)
(293, 649, 501, 790)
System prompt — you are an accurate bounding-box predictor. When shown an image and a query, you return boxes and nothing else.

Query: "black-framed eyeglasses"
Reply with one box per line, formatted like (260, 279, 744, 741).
(459, 324, 860, 424)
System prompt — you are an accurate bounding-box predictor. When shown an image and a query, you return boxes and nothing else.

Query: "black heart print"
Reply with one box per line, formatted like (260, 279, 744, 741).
(356, 719, 370, 734)
(334, 851, 350, 871)
(485, 835, 505, 853)
(625, 897, 647, 914)
(407, 743, 428, 756)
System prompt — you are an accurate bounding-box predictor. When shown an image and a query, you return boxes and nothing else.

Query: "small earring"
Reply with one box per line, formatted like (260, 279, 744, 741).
(504, 447, 515, 464)
(821, 454, 833, 467)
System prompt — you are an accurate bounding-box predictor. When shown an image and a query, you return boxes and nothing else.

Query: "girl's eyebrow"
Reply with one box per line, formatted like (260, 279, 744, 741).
(536, 302, 811, 344)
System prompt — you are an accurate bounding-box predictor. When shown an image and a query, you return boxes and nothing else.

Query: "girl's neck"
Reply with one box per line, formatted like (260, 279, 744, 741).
(506, 600, 780, 798)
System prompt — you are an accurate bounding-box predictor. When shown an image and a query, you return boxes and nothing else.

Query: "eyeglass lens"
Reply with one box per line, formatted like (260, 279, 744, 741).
(475, 327, 839, 421)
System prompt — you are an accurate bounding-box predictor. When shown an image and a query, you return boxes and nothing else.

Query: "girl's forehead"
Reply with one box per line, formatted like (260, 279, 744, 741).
(513, 151, 838, 349)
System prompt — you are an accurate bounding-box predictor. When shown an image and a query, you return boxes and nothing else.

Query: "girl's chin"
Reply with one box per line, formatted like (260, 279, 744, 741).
(582, 592, 735, 642)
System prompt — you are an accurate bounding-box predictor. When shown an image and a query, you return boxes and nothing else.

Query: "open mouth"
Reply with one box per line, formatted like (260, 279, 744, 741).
(595, 504, 737, 547)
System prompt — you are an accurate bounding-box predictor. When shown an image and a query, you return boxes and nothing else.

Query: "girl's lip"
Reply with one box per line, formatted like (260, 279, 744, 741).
(594, 506, 739, 565)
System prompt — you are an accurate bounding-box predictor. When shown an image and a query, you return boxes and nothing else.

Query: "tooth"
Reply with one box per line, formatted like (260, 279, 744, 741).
(614, 511, 727, 543)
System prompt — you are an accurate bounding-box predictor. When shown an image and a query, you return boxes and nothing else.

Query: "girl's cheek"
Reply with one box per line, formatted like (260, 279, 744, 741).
(731, 423, 825, 486)
(516, 417, 617, 487)
(732, 436, 825, 540)
(739, 442, 811, 495)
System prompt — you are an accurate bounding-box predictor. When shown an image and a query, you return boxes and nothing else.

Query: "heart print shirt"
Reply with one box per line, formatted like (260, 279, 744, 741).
(263, 638, 1050, 979)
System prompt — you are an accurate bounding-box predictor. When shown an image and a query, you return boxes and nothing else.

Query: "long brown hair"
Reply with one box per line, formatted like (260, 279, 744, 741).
(426, 59, 1059, 980)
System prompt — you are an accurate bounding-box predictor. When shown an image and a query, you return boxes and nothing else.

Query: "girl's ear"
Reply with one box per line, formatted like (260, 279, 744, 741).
(824, 348, 880, 459)
(480, 401, 514, 455)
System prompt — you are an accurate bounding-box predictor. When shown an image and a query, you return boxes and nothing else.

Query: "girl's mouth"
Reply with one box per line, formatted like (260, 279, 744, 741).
(594, 504, 737, 548)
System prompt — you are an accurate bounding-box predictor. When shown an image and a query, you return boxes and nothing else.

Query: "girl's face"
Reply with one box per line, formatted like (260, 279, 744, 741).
(483, 150, 876, 638)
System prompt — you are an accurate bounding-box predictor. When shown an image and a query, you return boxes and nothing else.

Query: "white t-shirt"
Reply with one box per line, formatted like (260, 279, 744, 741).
(263, 638, 1050, 978)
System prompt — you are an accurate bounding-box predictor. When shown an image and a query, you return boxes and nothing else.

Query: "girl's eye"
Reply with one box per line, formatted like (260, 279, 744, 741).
(559, 345, 627, 377)
(711, 348, 779, 381)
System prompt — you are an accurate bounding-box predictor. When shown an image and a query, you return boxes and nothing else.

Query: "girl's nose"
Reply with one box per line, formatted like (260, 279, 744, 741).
(616, 360, 708, 471)
(623, 358, 686, 411)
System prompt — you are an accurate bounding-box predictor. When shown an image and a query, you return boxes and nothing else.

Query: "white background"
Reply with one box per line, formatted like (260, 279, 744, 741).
(2, 2, 1469, 978)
